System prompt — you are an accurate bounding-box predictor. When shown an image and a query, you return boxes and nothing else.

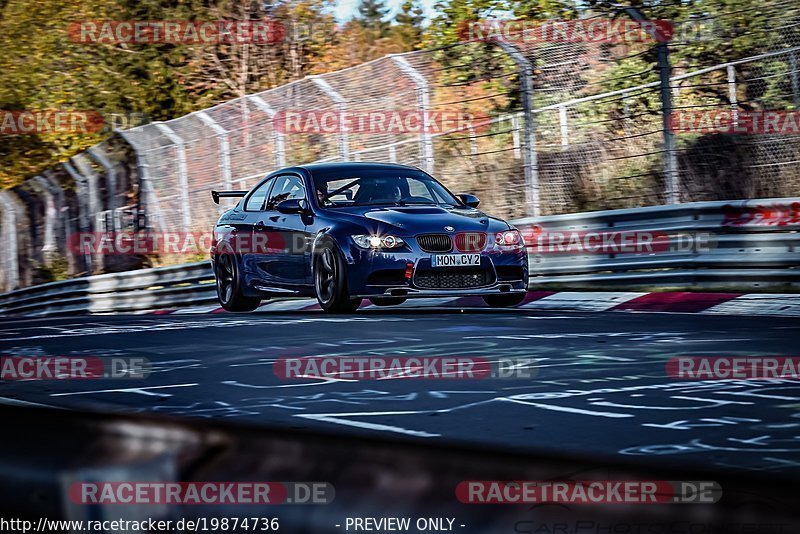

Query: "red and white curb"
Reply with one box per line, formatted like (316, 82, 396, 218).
(146, 291, 800, 317)
(703, 293, 800, 317)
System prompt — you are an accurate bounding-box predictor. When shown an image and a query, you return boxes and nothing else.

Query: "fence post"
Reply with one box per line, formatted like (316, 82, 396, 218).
(62, 161, 89, 230)
(727, 65, 739, 127)
(309, 76, 349, 162)
(0, 191, 20, 291)
(558, 106, 569, 148)
(511, 113, 521, 159)
(790, 52, 800, 110)
(43, 170, 76, 275)
(241, 96, 251, 147)
(35, 173, 65, 256)
(154, 123, 192, 230)
(30, 176, 57, 260)
(71, 152, 108, 242)
(247, 95, 287, 168)
(72, 154, 102, 231)
(195, 111, 233, 193)
(88, 145, 118, 221)
(390, 55, 435, 173)
(493, 40, 540, 217)
(467, 124, 478, 156)
(622, 91, 631, 137)
(658, 31, 679, 204)
(622, 7, 679, 204)
(116, 129, 166, 233)
(63, 161, 94, 273)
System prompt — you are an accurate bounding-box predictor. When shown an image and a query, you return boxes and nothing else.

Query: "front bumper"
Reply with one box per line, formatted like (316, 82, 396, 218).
(352, 284, 527, 299)
(341, 239, 529, 299)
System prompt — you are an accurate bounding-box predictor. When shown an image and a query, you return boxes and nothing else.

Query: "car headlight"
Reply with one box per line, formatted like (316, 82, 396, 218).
(352, 234, 405, 249)
(494, 230, 524, 247)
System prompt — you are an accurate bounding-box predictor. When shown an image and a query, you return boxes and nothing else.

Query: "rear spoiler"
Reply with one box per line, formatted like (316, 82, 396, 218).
(211, 190, 248, 204)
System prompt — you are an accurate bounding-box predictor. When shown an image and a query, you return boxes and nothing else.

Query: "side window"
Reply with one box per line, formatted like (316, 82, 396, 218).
(266, 174, 305, 210)
(245, 177, 274, 211)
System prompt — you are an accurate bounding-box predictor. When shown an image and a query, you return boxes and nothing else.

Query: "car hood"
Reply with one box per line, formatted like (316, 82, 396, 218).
(327, 205, 511, 235)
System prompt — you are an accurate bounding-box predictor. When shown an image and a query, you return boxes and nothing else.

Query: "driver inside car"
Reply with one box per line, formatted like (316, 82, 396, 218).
(316, 180, 332, 206)
(357, 179, 403, 204)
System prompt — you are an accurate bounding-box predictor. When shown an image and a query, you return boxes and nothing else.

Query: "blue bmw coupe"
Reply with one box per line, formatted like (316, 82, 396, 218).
(211, 163, 528, 312)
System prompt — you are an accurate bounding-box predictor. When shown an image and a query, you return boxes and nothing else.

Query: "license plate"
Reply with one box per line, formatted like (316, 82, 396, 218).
(432, 254, 481, 267)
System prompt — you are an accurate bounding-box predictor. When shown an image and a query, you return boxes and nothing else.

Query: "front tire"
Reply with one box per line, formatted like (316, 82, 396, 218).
(314, 242, 362, 313)
(482, 292, 526, 308)
(215, 253, 261, 312)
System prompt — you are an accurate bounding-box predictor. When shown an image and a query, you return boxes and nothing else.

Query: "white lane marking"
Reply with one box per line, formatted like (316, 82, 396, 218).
(296, 411, 440, 437)
(396, 298, 461, 308)
(500, 397, 634, 418)
(171, 305, 222, 314)
(0, 396, 65, 409)
(523, 315, 584, 319)
(291, 398, 504, 438)
(256, 299, 318, 312)
(50, 383, 198, 397)
(704, 294, 800, 317)
(3, 316, 412, 341)
(521, 291, 647, 311)
(222, 378, 356, 388)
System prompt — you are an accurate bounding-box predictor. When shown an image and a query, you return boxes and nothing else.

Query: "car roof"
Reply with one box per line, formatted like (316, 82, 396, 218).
(295, 162, 421, 174)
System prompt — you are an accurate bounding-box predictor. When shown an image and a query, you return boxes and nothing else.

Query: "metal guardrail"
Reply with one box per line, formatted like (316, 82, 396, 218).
(0, 262, 216, 316)
(519, 197, 800, 290)
(0, 198, 797, 316)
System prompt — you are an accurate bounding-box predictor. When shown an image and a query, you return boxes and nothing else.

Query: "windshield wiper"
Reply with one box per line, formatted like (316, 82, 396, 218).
(345, 200, 443, 208)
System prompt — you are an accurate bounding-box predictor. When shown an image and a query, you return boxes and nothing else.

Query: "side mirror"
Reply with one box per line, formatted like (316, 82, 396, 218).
(457, 194, 480, 208)
(276, 198, 309, 214)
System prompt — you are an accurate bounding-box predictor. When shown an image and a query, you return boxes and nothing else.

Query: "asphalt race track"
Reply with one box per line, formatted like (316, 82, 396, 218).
(1, 307, 799, 480)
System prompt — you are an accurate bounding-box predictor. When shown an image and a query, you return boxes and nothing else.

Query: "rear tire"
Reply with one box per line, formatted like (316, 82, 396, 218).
(215, 253, 261, 312)
(314, 242, 362, 313)
(482, 292, 526, 308)
(369, 297, 407, 307)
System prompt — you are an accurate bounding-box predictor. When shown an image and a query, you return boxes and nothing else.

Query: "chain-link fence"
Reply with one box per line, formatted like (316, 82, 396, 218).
(2, 2, 800, 290)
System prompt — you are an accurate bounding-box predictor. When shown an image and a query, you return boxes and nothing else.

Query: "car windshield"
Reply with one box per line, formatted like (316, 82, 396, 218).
(312, 169, 461, 208)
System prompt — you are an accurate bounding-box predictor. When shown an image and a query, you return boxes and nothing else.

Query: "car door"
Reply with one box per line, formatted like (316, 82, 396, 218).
(251, 173, 312, 290)
(238, 176, 276, 288)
